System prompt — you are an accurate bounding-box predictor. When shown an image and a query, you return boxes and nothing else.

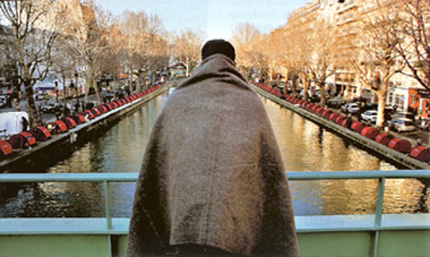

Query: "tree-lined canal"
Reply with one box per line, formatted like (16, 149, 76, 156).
(1, 87, 429, 218)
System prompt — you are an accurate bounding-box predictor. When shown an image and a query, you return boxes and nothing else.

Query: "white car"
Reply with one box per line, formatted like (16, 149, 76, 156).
(0, 95, 7, 108)
(388, 118, 416, 132)
(361, 110, 378, 123)
(342, 103, 360, 114)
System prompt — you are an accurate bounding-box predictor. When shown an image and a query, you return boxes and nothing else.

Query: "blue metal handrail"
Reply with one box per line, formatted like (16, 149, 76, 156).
(2, 170, 429, 182)
(1, 170, 429, 228)
(1, 170, 429, 257)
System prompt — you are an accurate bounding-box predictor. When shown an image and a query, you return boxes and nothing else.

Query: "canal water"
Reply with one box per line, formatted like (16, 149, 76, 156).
(1, 87, 429, 217)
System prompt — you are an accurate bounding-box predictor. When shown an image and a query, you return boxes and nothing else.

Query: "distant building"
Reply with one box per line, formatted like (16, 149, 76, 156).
(287, 0, 430, 117)
(168, 63, 187, 78)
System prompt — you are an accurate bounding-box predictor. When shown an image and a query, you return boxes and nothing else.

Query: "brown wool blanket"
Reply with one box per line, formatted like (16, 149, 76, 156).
(126, 54, 299, 257)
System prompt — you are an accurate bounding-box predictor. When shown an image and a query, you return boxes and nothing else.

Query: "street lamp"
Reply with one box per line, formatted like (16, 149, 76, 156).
(74, 71, 78, 98)
(74, 71, 78, 85)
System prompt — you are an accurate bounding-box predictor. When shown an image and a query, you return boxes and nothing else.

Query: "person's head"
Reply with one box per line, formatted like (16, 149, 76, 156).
(201, 39, 235, 62)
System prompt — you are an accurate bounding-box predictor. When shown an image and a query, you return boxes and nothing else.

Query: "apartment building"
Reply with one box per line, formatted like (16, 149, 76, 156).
(289, 0, 429, 117)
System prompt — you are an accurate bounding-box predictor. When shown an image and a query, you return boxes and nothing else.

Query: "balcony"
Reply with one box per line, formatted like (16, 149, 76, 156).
(337, 0, 357, 14)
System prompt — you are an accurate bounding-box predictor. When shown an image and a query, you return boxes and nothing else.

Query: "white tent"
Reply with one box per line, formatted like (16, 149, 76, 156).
(0, 112, 29, 138)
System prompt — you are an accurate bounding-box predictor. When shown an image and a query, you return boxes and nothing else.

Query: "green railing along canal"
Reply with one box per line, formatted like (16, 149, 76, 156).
(1, 170, 429, 257)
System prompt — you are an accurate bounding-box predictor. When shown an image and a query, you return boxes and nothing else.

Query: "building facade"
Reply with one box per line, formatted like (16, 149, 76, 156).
(288, 0, 429, 117)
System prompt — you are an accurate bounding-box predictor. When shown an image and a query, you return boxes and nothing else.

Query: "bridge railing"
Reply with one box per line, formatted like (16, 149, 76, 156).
(1, 170, 429, 230)
(1, 170, 429, 257)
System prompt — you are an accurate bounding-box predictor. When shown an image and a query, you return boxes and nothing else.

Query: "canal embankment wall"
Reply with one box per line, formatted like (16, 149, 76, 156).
(0, 82, 174, 173)
(250, 83, 430, 170)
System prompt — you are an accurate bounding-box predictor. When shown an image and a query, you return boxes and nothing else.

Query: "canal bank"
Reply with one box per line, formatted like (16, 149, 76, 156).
(0, 82, 174, 173)
(250, 83, 430, 170)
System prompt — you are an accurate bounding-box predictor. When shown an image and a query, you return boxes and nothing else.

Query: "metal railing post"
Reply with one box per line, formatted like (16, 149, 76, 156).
(375, 177, 386, 227)
(104, 180, 112, 230)
(372, 177, 386, 257)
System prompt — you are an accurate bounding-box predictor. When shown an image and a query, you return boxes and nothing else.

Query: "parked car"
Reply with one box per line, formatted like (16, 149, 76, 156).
(341, 103, 360, 114)
(392, 111, 415, 122)
(35, 91, 49, 101)
(361, 110, 378, 123)
(417, 118, 430, 131)
(0, 95, 7, 108)
(327, 98, 345, 108)
(40, 101, 62, 113)
(388, 118, 416, 132)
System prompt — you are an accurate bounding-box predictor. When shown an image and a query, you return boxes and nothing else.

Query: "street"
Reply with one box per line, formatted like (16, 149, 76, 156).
(0, 92, 101, 126)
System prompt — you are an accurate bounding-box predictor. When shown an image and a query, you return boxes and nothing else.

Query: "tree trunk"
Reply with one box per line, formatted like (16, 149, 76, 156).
(268, 67, 273, 85)
(93, 75, 101, 103)
(319, 82, 327, 107)
(302, 75, 309, 102)
(340, 84, 345, 98)
(136, 72, 141, 92)
(143, 71, 148, 89)
(24, 81, 41, 128)
(129, 65, 133, 94)
(84, 75, 90, 102)
(291, 75, 298, 96)
(185, 57, 190, 77)
(376, 91, 387, 128)
(62, 75, 68, 106)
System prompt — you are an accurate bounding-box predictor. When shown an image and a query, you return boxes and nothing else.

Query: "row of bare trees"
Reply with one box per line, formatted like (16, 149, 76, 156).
(0, 0, 204, 127)
(232, 0, 429, 128)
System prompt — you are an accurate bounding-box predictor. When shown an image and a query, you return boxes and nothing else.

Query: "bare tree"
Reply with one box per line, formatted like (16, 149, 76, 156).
(103, 23, 124, 91)
(130, 13, 167, 90)
(266, 27, 292, 89)
(52, 37, 75, 104)
(136, 32, 169, 88)
(0, 0, 66, 127)
(171, 30, 203, 77)
(286, 19, 313, 101)
(231, 23, 262, 77)
(268, 26, 302, 96)
(307, 20, 338, 106)
(116, 11, 148, 92)
(395, 0, 430, 91)
(350, 1, 404, 127)
(98, 24, 123, 92)
(65, 0, 112, 103)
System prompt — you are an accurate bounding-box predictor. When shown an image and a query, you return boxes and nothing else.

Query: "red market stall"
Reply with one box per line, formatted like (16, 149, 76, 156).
(0, 140, 13, 160)
(351, 122, 364, 133)
(388, 138, 412, 153)
(8, 131, 37, 149)
(47, 120, 68, 134)
(62, 117, 77, 129)
(360, 127, 380, 140)
(375, 133, 394, 146)
(409, 145, 430, 162)
(31, 126, 51, 141)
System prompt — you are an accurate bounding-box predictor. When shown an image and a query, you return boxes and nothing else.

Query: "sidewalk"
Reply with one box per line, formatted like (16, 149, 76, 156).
(322, 104, 430, 147)
(3, 90, 429, 147)
(0, 93, 99, 124)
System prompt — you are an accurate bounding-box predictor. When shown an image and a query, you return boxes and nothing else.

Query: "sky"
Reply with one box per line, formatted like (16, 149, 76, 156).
(94, 0, 312, 40)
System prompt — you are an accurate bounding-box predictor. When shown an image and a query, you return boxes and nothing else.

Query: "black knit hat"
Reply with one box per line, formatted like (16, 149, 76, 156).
(201, 39, 236, 61)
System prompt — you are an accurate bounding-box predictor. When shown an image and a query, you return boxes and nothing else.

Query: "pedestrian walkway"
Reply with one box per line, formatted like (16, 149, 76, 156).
(2, 87, 429, 147)
(0, 93, 100, 124)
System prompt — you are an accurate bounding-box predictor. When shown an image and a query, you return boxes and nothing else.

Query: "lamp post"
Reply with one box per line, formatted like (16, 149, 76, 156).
(74, 71, 78, 98)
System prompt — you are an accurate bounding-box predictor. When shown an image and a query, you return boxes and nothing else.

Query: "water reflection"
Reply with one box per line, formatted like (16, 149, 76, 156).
(0, 89, 429, 217)
(262, 97, 429, 215)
